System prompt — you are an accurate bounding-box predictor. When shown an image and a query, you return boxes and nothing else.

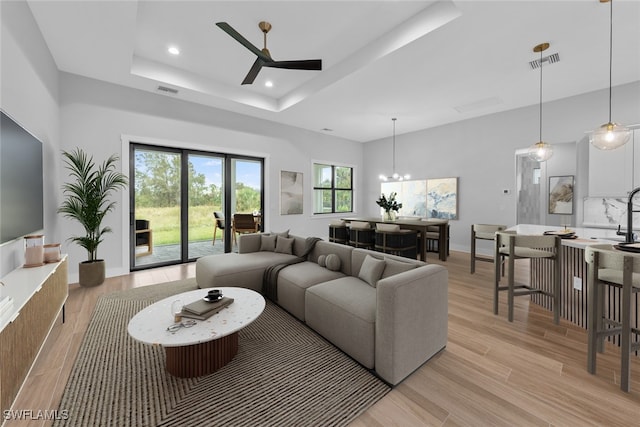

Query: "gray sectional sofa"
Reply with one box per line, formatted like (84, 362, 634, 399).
(195, 232, 448, 386)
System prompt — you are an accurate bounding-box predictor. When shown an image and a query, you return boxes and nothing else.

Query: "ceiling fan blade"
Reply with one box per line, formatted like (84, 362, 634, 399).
(264, 59, 322, 71)
(216, 22, 272, 62)
(242, 58, 265, 85)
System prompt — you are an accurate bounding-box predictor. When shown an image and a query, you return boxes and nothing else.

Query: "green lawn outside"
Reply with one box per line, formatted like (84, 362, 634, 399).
(136, 205, 220, 245)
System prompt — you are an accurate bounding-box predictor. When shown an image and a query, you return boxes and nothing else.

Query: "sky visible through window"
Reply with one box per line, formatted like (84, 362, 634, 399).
(190, 156, 261, 190)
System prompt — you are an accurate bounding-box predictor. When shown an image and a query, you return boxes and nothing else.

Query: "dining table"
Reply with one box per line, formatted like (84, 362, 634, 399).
(341, 217, 449, 262)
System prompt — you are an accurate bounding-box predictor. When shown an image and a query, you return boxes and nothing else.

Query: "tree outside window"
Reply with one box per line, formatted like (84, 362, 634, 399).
(313, 163, 353, 214)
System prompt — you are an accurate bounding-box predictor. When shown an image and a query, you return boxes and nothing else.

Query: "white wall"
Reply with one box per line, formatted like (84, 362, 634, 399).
(59, 73, 364, 282)
(543, 142, 577, 227)
(0, 1, 60, 277)
(363, 81, 640, 256)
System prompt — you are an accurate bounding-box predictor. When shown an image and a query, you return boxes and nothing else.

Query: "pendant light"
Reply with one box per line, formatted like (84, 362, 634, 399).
(590, 0, 631, 150)
(379, 118, 410, 181)
(528, 42, 553, 162)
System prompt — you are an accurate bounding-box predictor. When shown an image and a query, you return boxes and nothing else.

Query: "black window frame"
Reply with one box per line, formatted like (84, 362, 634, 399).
(312, 163, 353, 214)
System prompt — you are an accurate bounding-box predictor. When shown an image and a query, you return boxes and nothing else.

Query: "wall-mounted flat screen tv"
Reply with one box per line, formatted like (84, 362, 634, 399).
(0, 111, 44, 244)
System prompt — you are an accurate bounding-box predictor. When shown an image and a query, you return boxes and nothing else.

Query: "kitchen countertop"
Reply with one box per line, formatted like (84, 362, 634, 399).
(507, 224, 630, 249)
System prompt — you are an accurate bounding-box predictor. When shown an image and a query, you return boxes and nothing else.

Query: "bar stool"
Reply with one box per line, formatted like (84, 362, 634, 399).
(494, 231, 561, 324)
(585, 244, 640, 392)
(471, 224, 506, 274)
(348, 221, 375, 249)
(375, 224, 418, 259)
(329, 221, 348, 244)
(425, 224, 450, 255)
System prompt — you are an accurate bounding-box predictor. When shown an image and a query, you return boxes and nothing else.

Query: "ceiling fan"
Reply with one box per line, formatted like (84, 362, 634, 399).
(216, 21, 322, 85)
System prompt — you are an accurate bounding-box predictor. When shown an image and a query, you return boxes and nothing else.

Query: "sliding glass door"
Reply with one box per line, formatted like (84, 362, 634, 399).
(132, 146, 182, 267)
(187, 153, 225, 260)
(130, 144, 263, 270)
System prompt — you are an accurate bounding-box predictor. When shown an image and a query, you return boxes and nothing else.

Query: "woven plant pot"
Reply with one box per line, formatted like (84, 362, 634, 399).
(79, 260, 105, 287)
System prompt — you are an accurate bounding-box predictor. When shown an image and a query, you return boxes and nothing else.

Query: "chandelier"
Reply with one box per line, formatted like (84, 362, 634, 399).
(379, 118, 410, 181)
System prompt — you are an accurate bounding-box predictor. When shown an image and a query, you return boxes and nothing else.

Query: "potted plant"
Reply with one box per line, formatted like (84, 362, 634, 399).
(59, 148, 128, 286)
(376, 192, 402, 221)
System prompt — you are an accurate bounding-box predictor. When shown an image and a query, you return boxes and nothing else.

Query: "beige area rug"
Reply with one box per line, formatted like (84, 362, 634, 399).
(54, 278, 390, 427)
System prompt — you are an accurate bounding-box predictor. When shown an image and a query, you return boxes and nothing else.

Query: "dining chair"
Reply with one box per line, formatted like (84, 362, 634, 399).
(348, 221, 375, 249)
(232, 213, 259, 245)
(212, 211, 225, 245)
(329, 220, 348, 244)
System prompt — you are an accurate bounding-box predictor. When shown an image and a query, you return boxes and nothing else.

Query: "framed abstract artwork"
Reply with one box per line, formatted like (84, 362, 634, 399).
(426, 177, 458, 220)
(280, 170, 303, 215)
(381, 180, 427, 217)
(549, 175, 574, 214)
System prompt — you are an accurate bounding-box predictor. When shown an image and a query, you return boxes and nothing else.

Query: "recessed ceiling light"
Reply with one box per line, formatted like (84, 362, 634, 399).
(265, 81, 273, 88)
(168, 46, 180, 55)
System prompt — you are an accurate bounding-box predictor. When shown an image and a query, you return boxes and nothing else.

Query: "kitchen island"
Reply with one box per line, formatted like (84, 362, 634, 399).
(508, 225, 637, 343)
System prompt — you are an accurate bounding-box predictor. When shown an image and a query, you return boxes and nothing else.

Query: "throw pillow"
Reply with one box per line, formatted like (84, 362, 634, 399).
(317, 254, 327, 267)
(274, 236, 294, 254)
(358, 255, 386, 287)
(325, 254, 341, 271)
(271, 229, 290, 238)
(381, 257, 416, 279)
(260, 234, 277, 252)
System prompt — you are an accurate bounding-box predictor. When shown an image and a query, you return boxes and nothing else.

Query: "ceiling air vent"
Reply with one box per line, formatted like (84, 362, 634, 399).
(157, 85, 179, 95)
(529, 52, 560, 70)
(529, 53, 560, 70)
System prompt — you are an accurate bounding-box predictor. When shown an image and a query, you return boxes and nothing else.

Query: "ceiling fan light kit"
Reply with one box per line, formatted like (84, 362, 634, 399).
(216, 21, 322, 85)
(589, 0, 631, 150)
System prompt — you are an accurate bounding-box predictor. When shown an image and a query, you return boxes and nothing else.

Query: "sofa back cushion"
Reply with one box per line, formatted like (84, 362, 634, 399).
(358, 254, 386, 287)
(351, 248, 424, 280)
(381, 257, 417, 279)
(260, 234, 277, 251)
(290, 235, 311, 258)
(274, 236, 294, 254)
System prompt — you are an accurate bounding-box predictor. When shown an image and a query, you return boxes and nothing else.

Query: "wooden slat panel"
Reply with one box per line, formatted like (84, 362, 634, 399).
(165, 332, 238, 378)
(0, 259, 68, 414)
(530, 246, 638, 352)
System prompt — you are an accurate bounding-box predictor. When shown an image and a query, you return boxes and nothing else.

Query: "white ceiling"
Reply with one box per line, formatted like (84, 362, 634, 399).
(27, 0, 640, 142)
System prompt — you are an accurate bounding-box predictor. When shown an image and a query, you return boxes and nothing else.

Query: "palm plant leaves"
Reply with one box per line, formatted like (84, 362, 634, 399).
(59, 148, 127, 262)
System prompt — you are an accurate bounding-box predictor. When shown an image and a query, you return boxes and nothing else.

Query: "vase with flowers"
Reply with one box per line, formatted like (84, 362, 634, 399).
(376, 192, 402, 221)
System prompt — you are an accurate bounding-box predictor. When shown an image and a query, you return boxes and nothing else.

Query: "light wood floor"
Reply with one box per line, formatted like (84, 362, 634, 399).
(7, 251, 640, 426)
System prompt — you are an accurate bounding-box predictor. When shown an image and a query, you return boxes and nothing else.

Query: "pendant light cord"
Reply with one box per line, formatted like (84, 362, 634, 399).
(608, 0, 613, 123)
(392, 118, 397, 174)
(539, 47, 543, 142)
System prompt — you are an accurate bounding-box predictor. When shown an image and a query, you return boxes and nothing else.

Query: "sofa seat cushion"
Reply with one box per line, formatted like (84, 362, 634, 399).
(305, 277, 376, 368)
(195, 252, 298, 291)
(276, 262, 345, 321)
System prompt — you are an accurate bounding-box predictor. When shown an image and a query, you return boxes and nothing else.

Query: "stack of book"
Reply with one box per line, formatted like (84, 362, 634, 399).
(181, 297, 234, 320)
(0, 295, 14, 318)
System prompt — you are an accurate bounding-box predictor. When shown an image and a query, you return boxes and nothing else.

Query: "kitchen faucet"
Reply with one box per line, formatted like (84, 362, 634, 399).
(624, 187, 640, 243)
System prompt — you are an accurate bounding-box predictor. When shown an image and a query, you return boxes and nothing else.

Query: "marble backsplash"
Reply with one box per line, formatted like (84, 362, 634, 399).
(583, 197, 640, 229)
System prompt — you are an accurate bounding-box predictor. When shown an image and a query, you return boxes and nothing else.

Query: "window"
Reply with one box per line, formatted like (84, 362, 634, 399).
(313, 163, 353, 214)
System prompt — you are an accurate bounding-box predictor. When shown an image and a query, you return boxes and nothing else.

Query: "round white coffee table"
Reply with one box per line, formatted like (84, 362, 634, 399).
(127, 287, 265, 377)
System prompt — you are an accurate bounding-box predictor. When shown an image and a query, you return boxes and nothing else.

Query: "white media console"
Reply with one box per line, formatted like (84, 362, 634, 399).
(0, 255, 68, 416)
